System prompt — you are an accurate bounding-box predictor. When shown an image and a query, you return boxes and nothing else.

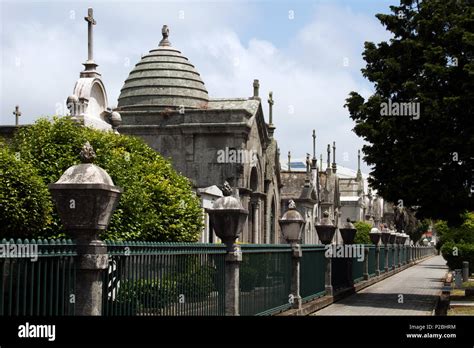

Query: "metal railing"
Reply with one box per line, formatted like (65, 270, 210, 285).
(102, 241, 227, 316)
(0, 238, 437, 317)
(368, 245, 376, 276)
(0, 238, 76, 316)
(300, 245, 326, 302)
(239, 245, 292, 316)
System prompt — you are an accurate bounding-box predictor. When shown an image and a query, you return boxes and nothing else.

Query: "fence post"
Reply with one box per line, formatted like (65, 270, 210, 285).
(48, 142, 122, 315)
(206, 182, 248, 316)
(224, 245, 242, 316)
(290, 244, 302, 309)
(397, 244, 402, 268)
(363, 247, 369, 280)
(375, 245, 381, 276)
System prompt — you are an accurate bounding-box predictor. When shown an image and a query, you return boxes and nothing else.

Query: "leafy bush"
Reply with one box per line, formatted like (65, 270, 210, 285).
(354, 221, 371, 244)
(441, 241, 474, 270)
(9, 117, 203, 241)
(0, 142, 53, 238)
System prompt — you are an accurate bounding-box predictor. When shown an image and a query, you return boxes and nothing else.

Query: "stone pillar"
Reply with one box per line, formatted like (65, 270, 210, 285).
(225, 245, 242, 316)
(384, 246, 389, 273)
(75, 236, 108, 315)
(363, 247, 369, 280)
(398, 245, 402, 267)
(291, 244, 302, 309)
(375, 245, 381, 276)
(252, 201, 260, 244)
(48, 142, 122, 316)
(392, 245, 396, 270)
(325, 257, 333, 296)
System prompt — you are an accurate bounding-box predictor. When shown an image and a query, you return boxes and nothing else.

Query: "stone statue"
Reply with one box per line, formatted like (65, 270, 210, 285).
(288, 200, 296, 209)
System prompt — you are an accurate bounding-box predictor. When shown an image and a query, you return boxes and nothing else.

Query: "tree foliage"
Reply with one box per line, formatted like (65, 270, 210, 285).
(354, 221, 372, 244)
(345, 0, 474, 225)
(0, 139, 53, 238)
(9, 117, 203, 241)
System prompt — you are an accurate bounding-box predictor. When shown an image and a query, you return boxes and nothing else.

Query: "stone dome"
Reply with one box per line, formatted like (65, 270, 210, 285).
(56, 163, 115, 186)
(118, 25, 209, 111)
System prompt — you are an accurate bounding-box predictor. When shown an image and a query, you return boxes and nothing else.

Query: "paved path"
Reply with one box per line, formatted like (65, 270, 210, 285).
(312, 255, 447, 315)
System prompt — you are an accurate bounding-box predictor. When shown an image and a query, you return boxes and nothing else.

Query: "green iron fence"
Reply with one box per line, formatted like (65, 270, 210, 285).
(102, 242, 227, 316)
(0, 238, 76, 316)
(352, 252, 364, 283)
(367, 246, 376, 276)
(388, 246, 394, 268)
(379, 246, 385, 273)
(239, 245, 292, 316)
(300, 245, 326, 302)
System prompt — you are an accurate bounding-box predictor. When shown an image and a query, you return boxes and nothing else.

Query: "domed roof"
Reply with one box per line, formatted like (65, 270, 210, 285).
(118, 25, 209, 111)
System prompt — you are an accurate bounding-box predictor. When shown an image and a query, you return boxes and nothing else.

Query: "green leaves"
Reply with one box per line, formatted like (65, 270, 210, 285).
(346, 0, 474, 225)
(0, 143, 53, 238)
(6, 117, 203, 241)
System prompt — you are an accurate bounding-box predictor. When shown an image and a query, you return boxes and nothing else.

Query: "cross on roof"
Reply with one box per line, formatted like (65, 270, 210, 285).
(12, 105, 21, 126)
(268, 91, 274, 125)
(83, 8, 97, 69)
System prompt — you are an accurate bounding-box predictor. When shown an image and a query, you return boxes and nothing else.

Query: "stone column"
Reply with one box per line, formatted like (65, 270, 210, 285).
(291, 244, 302, 309)
(392, 245, 396, 270)
(225, 245, 242, 316)
(363, 247, 369, 280)
(252, 201, 260, 244)
(325, 256, 333, 296)
(375, 245, 381, 276)
(384, 246, 389, 273)
(398, 245, 402, 267)
(75, 236, 109, 315)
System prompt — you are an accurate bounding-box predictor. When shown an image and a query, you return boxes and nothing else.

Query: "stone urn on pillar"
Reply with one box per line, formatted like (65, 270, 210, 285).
(279, 200, 305, 309)
(339, 218, 357, 286)
(339, 218, 357, 245)
(370, 227, 381, 276)
(206, 181, 248, 316)
(48, 141, 122, 315)
(381, 228, 390, 273)
(315, 211, 337, 245)
(315, 210, 337, 296)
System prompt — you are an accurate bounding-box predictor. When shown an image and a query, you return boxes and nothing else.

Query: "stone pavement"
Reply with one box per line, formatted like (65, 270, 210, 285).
(312, 255, 447, 315)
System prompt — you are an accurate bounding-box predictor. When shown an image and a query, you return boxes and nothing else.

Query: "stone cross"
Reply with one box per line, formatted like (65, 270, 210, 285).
(327, 144, 330, 169)
(312, 130, 316, 159)
(358, 149, 361, 171)
(253, 79, 260, 98)
(268, 91, 274, 125)
(84, 8, 96, 63)
(306, 153, 311, 175)
(13, 105, 21, 126)
(288, 151, 291, 172)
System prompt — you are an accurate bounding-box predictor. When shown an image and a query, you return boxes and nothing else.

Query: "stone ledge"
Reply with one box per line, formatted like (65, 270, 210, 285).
(277, 254, 435, 316)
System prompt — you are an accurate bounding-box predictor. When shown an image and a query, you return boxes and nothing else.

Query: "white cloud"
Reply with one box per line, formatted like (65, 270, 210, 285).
(0, 1, 390, 173)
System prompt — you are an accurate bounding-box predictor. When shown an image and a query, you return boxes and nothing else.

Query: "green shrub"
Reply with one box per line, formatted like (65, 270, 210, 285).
(0, 142, 53, 238)
(354, 221, 371, 244)
(9, 117, 203, 241)
(115, 278, 178, 314)
(441, 241, 474, 270)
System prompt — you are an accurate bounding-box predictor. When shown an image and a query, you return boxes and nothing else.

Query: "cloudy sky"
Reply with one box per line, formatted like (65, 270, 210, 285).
(0, 0, 395, 173)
